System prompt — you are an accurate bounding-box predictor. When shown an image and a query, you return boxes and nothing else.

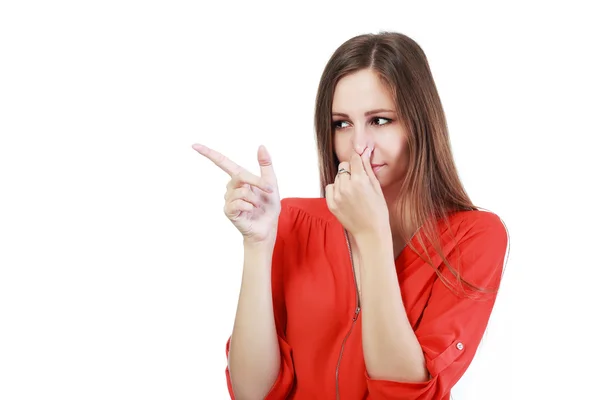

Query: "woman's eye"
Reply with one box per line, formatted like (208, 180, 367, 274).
(334, 118, 390, 130)
(373, 117, 391, 126)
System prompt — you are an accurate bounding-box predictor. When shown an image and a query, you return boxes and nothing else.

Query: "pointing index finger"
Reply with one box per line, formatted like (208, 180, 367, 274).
(192, 144, 273, 192)
(193, 144, 242, 175)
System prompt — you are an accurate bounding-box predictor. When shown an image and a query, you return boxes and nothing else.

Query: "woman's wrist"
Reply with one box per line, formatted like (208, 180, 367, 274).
(243, 236, 276, 254)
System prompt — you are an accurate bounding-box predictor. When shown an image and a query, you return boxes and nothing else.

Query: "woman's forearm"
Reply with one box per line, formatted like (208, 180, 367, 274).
(355, 230, 429, 383)
(228, 240, 281, 400)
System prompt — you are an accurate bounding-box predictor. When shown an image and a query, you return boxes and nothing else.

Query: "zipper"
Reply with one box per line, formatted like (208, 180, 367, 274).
(335, 229, 361, 400)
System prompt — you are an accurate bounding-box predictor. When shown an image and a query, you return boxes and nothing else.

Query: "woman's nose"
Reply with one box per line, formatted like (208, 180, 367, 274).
(352, 127, 373, 155)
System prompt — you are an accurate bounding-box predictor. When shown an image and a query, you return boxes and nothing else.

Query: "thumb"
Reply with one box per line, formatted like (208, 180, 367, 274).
(257, 145, 277, 183)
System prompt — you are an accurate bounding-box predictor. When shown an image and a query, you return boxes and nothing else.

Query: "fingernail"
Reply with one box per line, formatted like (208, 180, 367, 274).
(266, 184, 274, 193)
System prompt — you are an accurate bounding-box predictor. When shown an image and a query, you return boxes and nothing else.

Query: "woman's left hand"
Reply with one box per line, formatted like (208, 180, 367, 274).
(325, 149, 390, 237)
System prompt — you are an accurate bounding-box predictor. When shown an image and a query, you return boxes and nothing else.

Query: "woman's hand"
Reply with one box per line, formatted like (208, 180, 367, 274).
(325, 149, 390, 237)
(193, 144, 281, 245)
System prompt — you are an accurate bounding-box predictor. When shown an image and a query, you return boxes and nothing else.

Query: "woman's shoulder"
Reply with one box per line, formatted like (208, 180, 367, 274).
(442, 209, 509, 274)
(445, 208, 507, 239)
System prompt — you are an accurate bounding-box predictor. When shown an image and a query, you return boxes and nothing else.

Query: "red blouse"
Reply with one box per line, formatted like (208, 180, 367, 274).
(225, 197, 508, 399)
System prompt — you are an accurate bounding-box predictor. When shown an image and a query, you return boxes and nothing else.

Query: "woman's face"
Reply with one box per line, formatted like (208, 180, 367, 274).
(332, 68, 410, 190)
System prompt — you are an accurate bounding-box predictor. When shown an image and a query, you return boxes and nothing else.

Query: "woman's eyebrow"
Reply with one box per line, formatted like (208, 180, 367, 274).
(332, 108, 395, 118)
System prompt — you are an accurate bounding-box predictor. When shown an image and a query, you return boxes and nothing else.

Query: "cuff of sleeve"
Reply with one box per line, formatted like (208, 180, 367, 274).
(363, 338, 465, 399)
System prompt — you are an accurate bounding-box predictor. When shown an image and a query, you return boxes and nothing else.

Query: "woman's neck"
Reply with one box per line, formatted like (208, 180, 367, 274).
(383, 191, 418, 259)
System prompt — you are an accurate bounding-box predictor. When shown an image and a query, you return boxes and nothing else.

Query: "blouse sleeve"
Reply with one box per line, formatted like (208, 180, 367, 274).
(224, 199, 295, 399)
(366, 212, 509, 400)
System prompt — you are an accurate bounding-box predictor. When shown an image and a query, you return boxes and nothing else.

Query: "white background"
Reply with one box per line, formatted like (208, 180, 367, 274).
(1, 1, 598, 399)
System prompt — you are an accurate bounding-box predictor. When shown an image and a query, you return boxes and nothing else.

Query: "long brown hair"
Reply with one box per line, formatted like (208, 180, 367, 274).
(314, 32, 492, 296)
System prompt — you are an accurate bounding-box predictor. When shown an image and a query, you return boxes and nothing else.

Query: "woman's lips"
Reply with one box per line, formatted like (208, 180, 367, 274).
(371, 164, 385, 173)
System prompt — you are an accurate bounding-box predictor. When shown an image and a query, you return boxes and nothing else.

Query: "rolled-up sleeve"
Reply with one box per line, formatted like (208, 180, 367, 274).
(366, 213, 509, 399)
(224, 199, 296, 399)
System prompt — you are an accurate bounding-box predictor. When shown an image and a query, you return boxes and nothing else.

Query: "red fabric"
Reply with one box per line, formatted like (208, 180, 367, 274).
(225, 198, 508, 399)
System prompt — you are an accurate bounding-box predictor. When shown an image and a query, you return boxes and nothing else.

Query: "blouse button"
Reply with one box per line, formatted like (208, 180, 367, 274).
(456, 342, 464, 350)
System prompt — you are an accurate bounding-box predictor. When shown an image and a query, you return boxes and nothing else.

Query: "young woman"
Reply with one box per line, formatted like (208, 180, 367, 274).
(193, 31, 508, 400)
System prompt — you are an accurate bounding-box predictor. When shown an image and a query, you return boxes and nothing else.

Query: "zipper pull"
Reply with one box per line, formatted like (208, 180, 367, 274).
(352, 307, 360, 321)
